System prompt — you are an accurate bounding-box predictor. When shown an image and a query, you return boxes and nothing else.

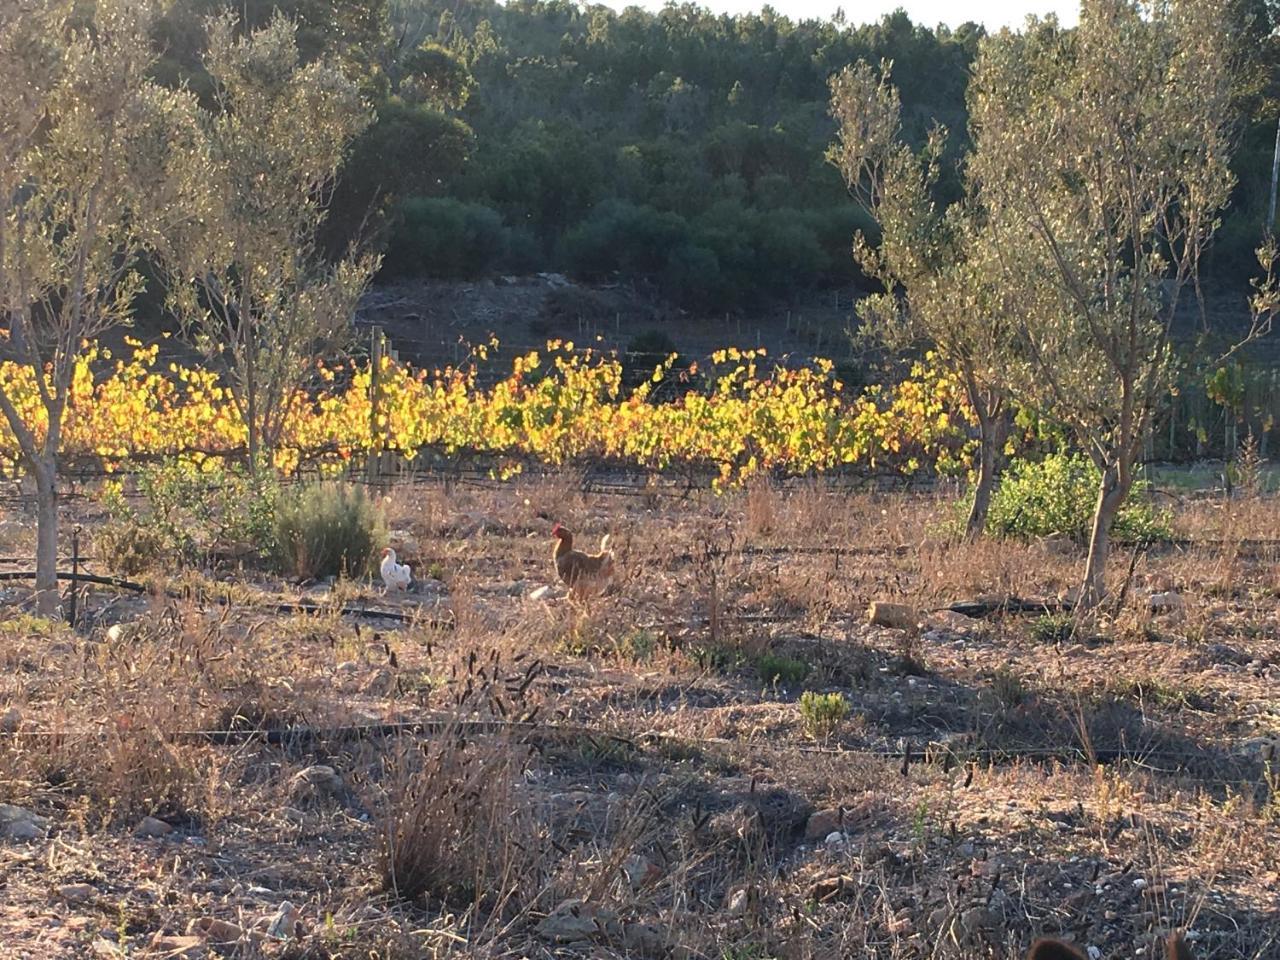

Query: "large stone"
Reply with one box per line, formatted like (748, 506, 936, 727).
(804, 807, 844, 841)
(187, 918, 246, 943)
(289, 765, 345, 805)
(1149, 591, 1186, 616)
(57, 883, 94, 903)
(134, 816, 175, 839)
(1, 707, 22, 733)
(0, 804, 50, 841)
(868, 601, 917, 629)
(621, 854, 661, 889)
(264, 901, 303, 940)
(535, 899, 619, 943)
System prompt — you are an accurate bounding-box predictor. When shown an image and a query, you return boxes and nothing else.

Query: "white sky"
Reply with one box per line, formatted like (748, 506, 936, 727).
(612, 1, 1080, 30)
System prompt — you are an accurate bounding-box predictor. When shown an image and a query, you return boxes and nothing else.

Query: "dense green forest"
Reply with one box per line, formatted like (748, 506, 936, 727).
(152, 0, 1280, 312)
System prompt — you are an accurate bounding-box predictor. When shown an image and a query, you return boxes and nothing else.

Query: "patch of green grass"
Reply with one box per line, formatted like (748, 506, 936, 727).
(756, 653, 810, 687)
(616, 629, 658, 663)
(798, 691, 849, 741)
(0, 613, 66, 638)
(691, 643, 739, 673)
(1030, 612, 1075, 644)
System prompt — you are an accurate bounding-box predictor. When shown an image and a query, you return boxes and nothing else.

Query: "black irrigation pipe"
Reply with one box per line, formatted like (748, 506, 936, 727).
(941, 597, 1071, 617)
(0, 569, 446, 626)
(0, 570, 148, 592)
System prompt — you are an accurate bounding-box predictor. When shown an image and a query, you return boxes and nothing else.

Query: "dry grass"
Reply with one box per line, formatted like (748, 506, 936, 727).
(0, 475, 1277, 958)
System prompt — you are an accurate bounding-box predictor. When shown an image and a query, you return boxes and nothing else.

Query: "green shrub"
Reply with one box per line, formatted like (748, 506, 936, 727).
(273, 482, 382, 580)
(984, 453, 1172, 543)
(384, 197, 509, 278)
(96, 461, 278, 573)
(95, 519, 170, 577)
(798, 691, 849, 740)
(757, 653, 809, 687)
(1029, 612, 1075, 645)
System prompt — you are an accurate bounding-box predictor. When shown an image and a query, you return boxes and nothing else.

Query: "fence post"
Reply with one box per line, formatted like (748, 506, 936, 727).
(67, 525, 81, 628)
(367, 326, 384, 484)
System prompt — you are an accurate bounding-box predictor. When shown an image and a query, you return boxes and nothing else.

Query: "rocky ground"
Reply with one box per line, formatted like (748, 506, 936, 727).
(0, 476, 1278, 959)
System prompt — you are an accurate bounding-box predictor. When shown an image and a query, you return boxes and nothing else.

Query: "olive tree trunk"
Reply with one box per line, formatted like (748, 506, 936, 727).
(32, 458, 59, 618)
(964, 403, 1006, 540)
(1079, 464, 1128, 613)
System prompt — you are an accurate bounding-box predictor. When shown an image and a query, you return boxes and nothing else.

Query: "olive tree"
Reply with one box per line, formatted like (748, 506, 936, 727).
(163, 12, 377, 473)
(830, 61, 1016, 537)
(969, 0, 1272, 611)
(0, 0, 202, 616)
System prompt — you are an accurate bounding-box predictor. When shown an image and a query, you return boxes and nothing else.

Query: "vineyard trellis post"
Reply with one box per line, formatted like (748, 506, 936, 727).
(368, 325, 386, 483)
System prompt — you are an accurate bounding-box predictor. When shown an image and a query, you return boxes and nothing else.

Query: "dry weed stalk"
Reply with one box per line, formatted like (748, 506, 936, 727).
(373, 644, 548, 929)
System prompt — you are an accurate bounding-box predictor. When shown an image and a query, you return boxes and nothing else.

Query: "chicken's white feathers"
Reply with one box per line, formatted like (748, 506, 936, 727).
(380, 547, 411, 592)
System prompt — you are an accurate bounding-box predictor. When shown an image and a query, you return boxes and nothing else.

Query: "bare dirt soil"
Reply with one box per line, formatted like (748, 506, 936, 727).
(0, 476, 1278, 959)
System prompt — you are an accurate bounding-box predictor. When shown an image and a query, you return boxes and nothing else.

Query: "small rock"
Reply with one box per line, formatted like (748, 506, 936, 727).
(960, 905, 998, 934)
(725, 887, 754, 916)
(824, 830, 847, 848)
(57, 883, 94, 903)
(105, 623, 136, 643)
(924, 609, 977, 633)
(477, 579, 527, 597)
(0, 804, 50, 841)
(528, 584, 553, 602)
(187, 918, 246, 943)
(146, 934, 207, 958)
(623, 921, 668, 956)
(1148, 591, 1185, 615)
(278, 806, 308, 824)
(1, 707, 22, 733)
(1239, 737, 1280, 761)
(808, 874, 856, 901)
(361, 667, 395, 695)
(1040, 534, 1077, 556)
(868, 601, 916, 629)
(135, 816, 174, 839)
(335, 661, 359, 674)
(804, 807, 844, 841)
(536, 899, 617, 942)
(289, 765, 345, 804)
(621, 854, 660, 889)
(264, 901, 303, 940)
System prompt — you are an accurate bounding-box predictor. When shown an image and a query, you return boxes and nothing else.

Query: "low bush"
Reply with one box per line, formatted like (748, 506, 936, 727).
(96, 461, 278, 574)
(983, 453, 1172, 544)
(757, 653, 809, 687)
(273, 482, 382, 580)
(383, 197, 510, 279)
(798, 691, 849, 740)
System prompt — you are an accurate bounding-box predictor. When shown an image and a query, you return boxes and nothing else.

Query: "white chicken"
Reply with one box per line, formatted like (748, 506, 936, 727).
(379, 547, 412, 593)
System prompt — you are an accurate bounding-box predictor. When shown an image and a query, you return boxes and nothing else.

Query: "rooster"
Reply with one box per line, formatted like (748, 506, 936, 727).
(551, 523, 614, 600)
(380, 547, 412, 593)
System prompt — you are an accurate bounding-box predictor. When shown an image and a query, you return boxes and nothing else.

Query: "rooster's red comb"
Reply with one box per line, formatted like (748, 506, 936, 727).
(551, 522, 562, 535)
